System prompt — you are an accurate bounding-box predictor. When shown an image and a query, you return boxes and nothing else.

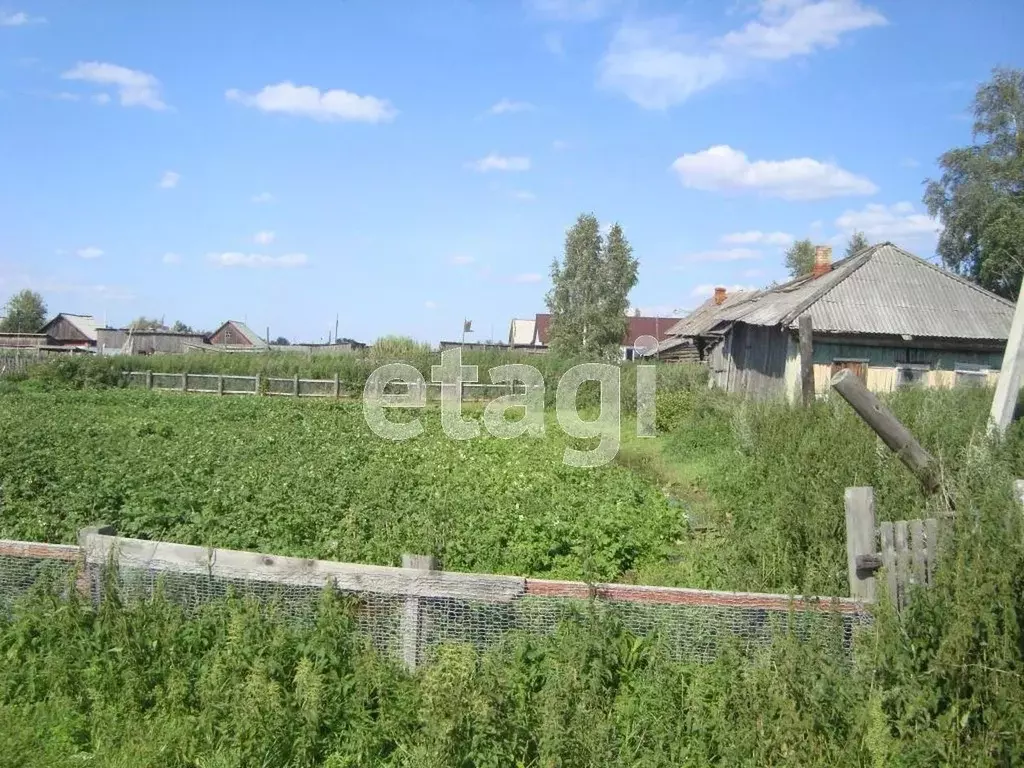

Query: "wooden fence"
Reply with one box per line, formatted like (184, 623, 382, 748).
(1, 527, 866, 670)
(124, 371, 534, 400)
(844, 480, 1024, 609)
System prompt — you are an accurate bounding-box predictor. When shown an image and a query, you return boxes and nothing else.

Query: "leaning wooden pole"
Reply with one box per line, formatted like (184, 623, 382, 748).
(798, 314, 815, 407)
(988, 275, 1024, 437)
(831, 369, 940, 494)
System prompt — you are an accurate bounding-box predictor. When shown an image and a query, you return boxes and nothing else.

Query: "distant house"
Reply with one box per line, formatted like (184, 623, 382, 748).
(38, 313, 98, 348)
(274, 339, 367, 354)
(508, 318, 538, 348)
(207, 321, 269, 351)
(528, 312, 679, 359)
(658, 243, 1014, 401)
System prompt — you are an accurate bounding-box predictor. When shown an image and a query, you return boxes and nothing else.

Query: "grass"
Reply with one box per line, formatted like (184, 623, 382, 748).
(2, 371, 1024, 763)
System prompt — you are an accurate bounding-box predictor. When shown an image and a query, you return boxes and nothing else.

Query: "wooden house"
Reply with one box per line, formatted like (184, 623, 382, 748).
(38, 313, 98, 348)
(658, 243, 1014, 401)
(207, 320, 269, 351)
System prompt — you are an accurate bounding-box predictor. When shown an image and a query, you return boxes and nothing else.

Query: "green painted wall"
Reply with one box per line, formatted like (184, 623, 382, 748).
(811, 341, 1004, 370)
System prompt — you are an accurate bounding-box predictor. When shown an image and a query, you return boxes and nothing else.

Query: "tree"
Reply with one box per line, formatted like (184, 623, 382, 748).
(129, 316, 167, 331)
(546, 214, 639, 359)
(845, 231, 870, 257)
(0, 290, 47, 333)
(924, 67, 1024, 298)
(169, 320, 194, 334)
(784, 239, 816, 278)
(273, 336, 290, 346)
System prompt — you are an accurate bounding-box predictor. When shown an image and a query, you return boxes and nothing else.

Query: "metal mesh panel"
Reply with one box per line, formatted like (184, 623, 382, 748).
(0, 538, 870, 666)
(222, 375, 257, 394)
(188, 373, 220, 393)
(152, 373, 184, 390)
(265, 377, 297, 396)
(298, 378, 336, 397)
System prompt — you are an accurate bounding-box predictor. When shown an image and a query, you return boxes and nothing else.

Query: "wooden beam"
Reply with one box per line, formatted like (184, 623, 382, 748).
(401, 553, 438, 671)
(831, 369, 940, 494)
(79, 532, 523, 603)
(844, 487, 876, 601)
(988, 276, 1024, 437)
(799, 314, 815, 407)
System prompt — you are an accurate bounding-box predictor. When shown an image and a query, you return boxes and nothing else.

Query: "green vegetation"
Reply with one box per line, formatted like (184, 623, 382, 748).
(2, 458, 1023, 768)
(0, 390, 682, 583)
(0, 289, 46, 334)
(546, 213, 639, 360)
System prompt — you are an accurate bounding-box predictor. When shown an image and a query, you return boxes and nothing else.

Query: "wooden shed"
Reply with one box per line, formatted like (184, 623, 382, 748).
(38, 313, 98, 347)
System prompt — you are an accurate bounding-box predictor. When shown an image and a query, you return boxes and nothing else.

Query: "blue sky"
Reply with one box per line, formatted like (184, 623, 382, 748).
(2, 0, 1022, 344)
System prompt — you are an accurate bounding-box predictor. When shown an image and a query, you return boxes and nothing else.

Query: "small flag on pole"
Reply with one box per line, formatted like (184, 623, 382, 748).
(463, 320, 473, 333)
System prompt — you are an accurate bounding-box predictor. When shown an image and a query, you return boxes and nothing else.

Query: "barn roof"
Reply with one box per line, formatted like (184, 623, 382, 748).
(211, 320, 269, 348)
(678, 243, 1014, 342)
(40, 313, 99, 341)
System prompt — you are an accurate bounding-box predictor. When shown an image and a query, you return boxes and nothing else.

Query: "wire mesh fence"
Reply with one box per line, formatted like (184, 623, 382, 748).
(0, 534, 870, 667)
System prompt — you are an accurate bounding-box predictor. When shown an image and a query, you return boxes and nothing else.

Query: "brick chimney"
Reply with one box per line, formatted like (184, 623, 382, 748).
(812, 245, 832, 278)
(713, 286, 727, 305)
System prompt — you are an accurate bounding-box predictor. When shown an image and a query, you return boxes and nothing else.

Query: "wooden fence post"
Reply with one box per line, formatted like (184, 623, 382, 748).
(294, 373, 300, 397)
(831, 369, 940, 494)
(181, 373, 188, 393)
(334, 372, 341, 399)
(146, 370, 153, 390)
(1016, 479, 1024, 507)
(254, 374, 261, 396)
(401, 553, 438, 671)
(988, 275, 1024, 437)
(844, 487, 876, 602)
(799, 314, 814, 407)
(217, 375, 224, 396)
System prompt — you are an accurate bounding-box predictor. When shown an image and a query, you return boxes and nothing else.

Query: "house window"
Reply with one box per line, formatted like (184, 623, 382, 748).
(896, 364, 931, 388)
(954, 362, 989, 388)
(831, 359, 868, 384)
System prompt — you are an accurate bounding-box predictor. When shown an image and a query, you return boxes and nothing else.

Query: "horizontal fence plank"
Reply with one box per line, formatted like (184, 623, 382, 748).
(81, 534, 526, 603)
(0, 539, 82, 562)
(525, 579, 866, 614)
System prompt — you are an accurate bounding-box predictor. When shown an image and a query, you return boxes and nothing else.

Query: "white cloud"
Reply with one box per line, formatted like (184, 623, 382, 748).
(253, 230, 276, 245)
(158, 170, 180, 189)
(544, 31, 565, 56)
(450, 254, 475, 266)
(162, 252, 181, 265)
(251, 192, 274, 204)
(54, 92, 80, 101)
(721, 230, 793, 246)
(720, 0, 886, 60)
(741, 268, 765, 278)
(834, 202, 941, 244)
(809, 219, 824, 230)
(527, 0, 620, 21)
(511, 273, 543, 283)
(424, 300, 438, 310)
(76, 246, 103, 259)
(600, 1, 885, 109)
(512, 190, 537, 201)
(210, 252, 308, 268)
(468, 154, 531, 172)
(488, 98, 535, 115)
(690, 283, 757, 298)
(0, 10, 45, 26)
(671, 145, 877, 200)
(61, 62, 168, 110)
(681, 248, 762, 263)
(92, 93, 111, 105)
(226, 82, 396, 123)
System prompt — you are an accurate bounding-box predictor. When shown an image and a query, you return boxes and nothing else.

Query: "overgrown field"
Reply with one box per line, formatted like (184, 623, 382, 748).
(2, 381, 1024, 595)
(2, 462, 1024, 768)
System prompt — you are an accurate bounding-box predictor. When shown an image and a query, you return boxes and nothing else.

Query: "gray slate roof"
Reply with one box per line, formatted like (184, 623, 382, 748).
(681, 243, 1014, 341)
(663, 291, 756, 338)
